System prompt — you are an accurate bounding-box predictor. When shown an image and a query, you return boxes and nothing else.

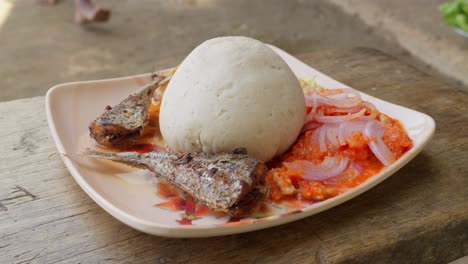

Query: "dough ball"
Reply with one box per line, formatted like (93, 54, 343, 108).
(159, 36, 305, 162)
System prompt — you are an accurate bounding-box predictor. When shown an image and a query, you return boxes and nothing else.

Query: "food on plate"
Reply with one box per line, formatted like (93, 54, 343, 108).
(83, 148, 267, 217)
(85, 36, 413, 224)
(266, 79, 413, 201)
(159, 36, 306, 162)
(89, 74, 171, 148)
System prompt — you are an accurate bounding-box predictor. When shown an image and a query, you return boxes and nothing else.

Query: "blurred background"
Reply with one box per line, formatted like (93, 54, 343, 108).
(0, 0, 467, 102)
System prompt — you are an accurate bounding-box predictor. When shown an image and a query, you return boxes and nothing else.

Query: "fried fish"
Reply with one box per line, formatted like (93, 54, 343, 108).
(83, 149, 267, 217)
(89, 72, 172, 148)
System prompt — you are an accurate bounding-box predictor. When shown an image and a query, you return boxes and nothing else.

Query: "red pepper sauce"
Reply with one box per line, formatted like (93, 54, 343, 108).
(266, 114, 412, 202)
(155, 181, 225, 225)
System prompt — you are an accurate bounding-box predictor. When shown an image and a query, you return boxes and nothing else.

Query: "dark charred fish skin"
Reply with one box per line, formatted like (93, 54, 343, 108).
(83, 149, 267, 217)
(88, 74, 171, 148)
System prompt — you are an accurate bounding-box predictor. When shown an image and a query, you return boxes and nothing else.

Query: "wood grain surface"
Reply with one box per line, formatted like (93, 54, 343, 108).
(0, 48, 467, 264)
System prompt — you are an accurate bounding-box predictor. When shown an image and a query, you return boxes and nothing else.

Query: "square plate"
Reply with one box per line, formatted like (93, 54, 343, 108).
(46, 45, 435, 237)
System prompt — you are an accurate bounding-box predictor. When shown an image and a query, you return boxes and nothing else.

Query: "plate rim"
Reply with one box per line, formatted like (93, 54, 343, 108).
(45, 45, 436, 237)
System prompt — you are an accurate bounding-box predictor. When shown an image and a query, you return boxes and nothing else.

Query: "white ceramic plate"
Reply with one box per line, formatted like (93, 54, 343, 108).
(46, 45, 435, 237)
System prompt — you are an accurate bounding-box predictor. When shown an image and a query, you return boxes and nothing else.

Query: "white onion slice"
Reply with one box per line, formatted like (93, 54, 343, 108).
(311, 126, 324, 151)
(328, 105, 364, 114)
(284, 156, 350, 181)
(362, 101, 377, 111)
(337, 123, 347, 146)
(304, 88, 362, 110)
(323, 162, 362, 186)
(304, 93, 318, 122)
(312, 124, 340, 151)
(318, 125, 327, 152)
(325, 124, 340, 149)
(316, 88, 362, 108)
(338, 120, 368, 146)
(362, 101, 378, 119)
(363, 120, 396, 166)
(301, 121, 321, 134)
(315, 108, 366, 123)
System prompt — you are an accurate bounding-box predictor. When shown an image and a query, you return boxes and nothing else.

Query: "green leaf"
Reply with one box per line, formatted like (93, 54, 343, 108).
(455, 13, 468, 31)
(445, 15, 458, 26)
(461, 1, 468, 14)
(439, 2, 452, 13)
(439, 0, 468, 30)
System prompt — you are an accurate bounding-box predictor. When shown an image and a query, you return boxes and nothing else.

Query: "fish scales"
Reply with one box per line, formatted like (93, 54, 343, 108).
(83, 149, 267, 217)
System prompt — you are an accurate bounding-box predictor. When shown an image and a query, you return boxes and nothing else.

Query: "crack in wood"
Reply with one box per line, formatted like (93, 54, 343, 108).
(0, 185, 37, 213)
(16, 247, 46, 264)
(14, 250, 32, 258)
(433, 141, 468, 158)
(11, 188, 22, 194)
(0, 203, 7, 212)
(15, 185, 37, 200)
(0, 244, 10, 249)
(46, 233, 145, 264)
(0, 210, 92, 240)
(312, 231, 329, 264)
(31, 210, 91, 230)
(0, 194, 31, 203)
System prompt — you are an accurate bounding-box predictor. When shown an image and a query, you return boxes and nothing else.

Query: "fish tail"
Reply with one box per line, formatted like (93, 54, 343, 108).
(81, 149, 149, 170)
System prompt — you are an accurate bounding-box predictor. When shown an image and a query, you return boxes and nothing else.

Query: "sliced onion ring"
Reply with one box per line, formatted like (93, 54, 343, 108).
(301, 121, 322, 134)
(315, 108, 366, 123)
(284, 156, 350, 181)
(324, 124, 340, 149)
(304, 88, 362, 110)
(316, 88, 362, 108)
(363, 120, 396, 166)
(318, 125, 327, 152)
(311, 124, 338, 151)
(338, 120, 368, 146)
(362, 101, 378, 119)
(328, 105, 364, 114)
(304, 93, 318, 122)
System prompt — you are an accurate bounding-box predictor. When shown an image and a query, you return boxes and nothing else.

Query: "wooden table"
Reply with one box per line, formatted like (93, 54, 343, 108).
(1, 48, 467, 264)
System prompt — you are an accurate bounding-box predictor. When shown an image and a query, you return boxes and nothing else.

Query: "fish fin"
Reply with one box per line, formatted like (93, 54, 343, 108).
(81, 149, 149, 170)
